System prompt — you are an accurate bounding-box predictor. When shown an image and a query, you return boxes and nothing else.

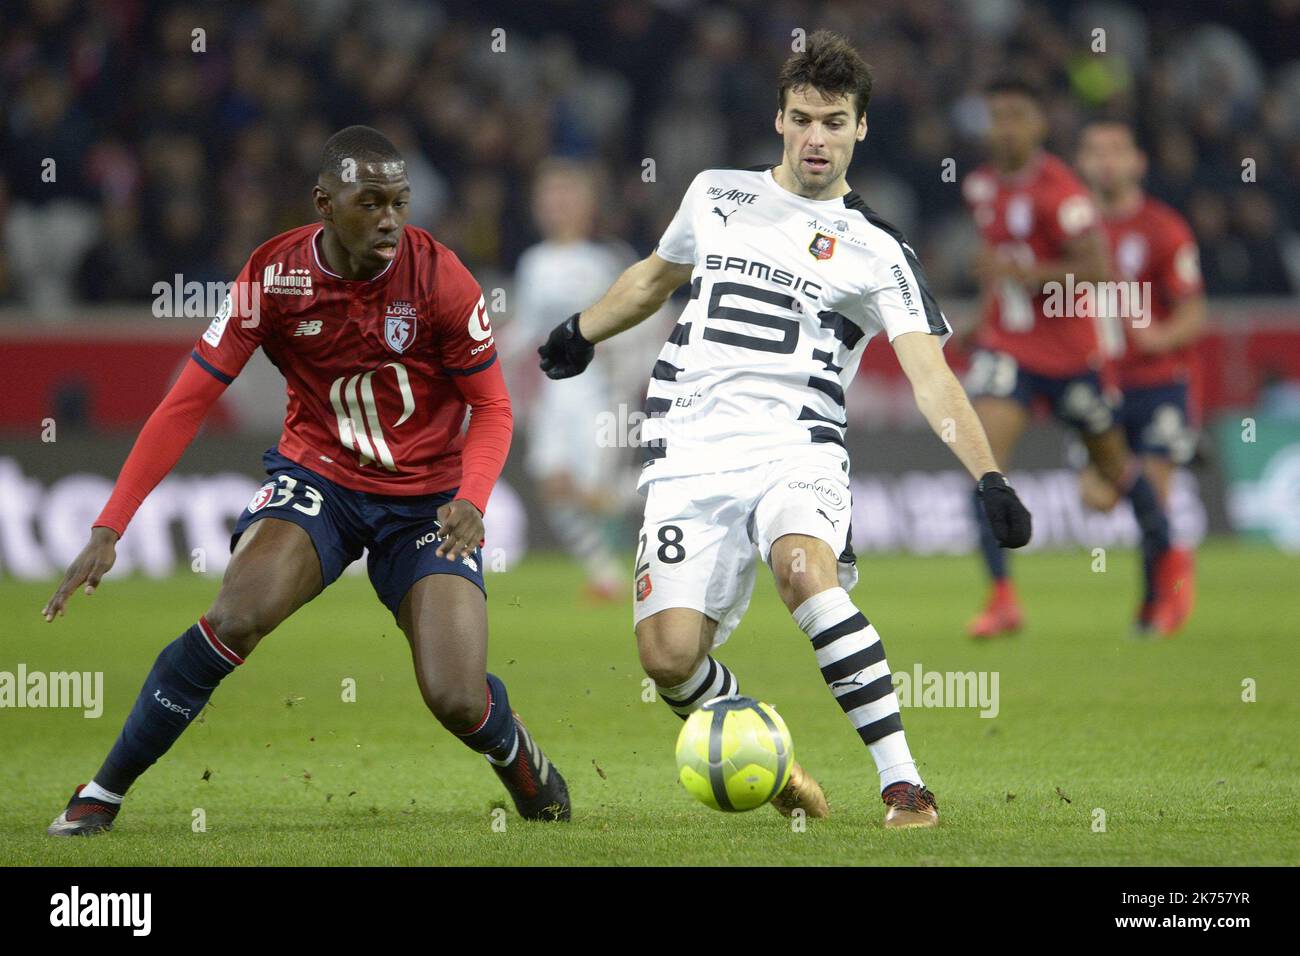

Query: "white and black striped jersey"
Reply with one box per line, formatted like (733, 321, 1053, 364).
(639, 164, 950, 485)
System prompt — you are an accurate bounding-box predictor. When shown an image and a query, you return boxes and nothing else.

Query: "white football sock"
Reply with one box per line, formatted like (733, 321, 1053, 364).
(81, 780, 124, 804)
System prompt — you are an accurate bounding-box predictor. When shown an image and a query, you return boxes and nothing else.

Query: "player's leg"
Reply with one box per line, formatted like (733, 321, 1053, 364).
(964, 350, 1031, 637)
(372, 499, 568, 821)
(968, 394, 1029, 636)
(1121, 384, 1196, 634)
(527, 379, 623, 600)
(1069, 379, 1180, 635)
(758, 469, 936, 828)
(632, 472, 829, 814)
(49, 517, 325, 835)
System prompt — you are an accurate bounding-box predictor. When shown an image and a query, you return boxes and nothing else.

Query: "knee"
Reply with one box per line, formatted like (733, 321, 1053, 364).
(203, 601, 273, 659)
(637, 624, 702, 689)
(771, 550, 838, 613)
(423, 680, 487, 734)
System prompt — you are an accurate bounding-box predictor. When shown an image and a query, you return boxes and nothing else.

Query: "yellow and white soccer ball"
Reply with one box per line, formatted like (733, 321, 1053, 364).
(675, 695, 794, 811)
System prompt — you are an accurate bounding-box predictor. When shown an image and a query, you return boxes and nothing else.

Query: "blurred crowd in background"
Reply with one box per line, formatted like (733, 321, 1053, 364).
(3, 0, 1300, 315)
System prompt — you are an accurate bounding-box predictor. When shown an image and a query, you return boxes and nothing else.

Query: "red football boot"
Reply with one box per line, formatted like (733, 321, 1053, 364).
(967, 580, 1024, 639)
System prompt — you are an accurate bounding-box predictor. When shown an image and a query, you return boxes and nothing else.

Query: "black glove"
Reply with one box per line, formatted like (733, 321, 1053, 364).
(538, 313, 595, 380)
(977, 471, 1032, 548)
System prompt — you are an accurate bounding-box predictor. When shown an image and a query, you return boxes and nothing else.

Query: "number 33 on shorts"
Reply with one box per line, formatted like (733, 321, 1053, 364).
(246, 474, 323, 517)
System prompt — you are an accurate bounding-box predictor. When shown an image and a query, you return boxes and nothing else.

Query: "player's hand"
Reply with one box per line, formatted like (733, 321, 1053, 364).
(1129, 322, 1172, 355)
(977, 472, 1032, 548)
(43, 526, 119, 622)
(538, 313, 595, 380)
(435, 499, 484, 561)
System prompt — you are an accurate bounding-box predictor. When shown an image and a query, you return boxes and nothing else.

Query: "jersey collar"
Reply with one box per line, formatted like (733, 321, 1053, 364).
(311, 226, 400, 283)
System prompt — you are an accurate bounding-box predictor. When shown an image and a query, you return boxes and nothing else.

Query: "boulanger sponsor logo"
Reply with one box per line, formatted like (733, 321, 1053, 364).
(262, 262, 313, 296)
(0, 665, 103, 718)
(787, 477, 847, 510)
(467, 294, 492, 342)
(49, 886, 151, 936)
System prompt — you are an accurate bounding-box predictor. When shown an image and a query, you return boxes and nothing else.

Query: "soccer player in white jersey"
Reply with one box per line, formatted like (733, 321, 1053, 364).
(508, 159, 647, 600)
(539, 32, 1032, 827)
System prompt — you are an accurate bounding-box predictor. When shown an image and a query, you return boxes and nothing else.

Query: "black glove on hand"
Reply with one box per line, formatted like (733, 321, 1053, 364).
(977, 471, 1032, 548)
(538, 313, 595, 380)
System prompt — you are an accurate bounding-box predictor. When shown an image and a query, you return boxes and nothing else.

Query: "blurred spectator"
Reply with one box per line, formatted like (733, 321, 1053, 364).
(1, 0, 1299, 312)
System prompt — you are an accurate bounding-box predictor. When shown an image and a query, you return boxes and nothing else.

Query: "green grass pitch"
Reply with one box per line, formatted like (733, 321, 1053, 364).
(1, 541, 1296, 866)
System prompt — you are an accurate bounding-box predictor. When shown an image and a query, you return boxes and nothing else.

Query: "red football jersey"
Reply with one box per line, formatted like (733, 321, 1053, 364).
(1099, 194, 1204, 389)
(964, 152, 1102, 377)
(194, 223, 497, 496)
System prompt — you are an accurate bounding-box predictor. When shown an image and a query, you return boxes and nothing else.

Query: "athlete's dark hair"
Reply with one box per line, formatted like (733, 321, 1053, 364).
(984, 76, 1044, 102)
(318, 125, 404, 183)
(777, 30, 873, 121)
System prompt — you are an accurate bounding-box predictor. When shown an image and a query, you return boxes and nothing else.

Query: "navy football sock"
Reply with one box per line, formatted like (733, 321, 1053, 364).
(971, 485, 1008, 580)
(94, 618, 243, 795)
(456, 672, 517, 763)
(1123, 472, 1170, 603)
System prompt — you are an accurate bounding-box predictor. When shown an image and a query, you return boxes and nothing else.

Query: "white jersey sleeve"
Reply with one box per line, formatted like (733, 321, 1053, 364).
(654, 174, 704, 265)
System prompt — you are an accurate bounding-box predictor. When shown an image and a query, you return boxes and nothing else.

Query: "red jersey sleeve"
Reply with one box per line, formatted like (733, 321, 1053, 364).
(93, 257, 268, 536)
(434, 249, 511, 513)
(191, 256, 270, 383)
(1156, 214, 1205, 302)
(1042, 177, 1099, 251)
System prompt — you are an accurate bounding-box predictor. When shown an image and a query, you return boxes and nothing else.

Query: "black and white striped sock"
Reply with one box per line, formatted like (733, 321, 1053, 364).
(657, 656, 739, 719)
(794, 587, 922, 790)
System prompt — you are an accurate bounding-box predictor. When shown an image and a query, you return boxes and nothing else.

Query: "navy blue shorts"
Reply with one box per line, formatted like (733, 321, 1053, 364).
(230, 447, 485, 619)
(965, 349, 1116, 437)
(1116, 381, 1196, 463)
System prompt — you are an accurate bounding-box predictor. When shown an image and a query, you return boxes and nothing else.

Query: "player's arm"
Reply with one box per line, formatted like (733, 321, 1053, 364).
(436, 358, 513, 561)
(977, 227, 1108, 289)
(41, 358, 231, 621)
(43, 271, 265, 622)
(537, 253, 692, 380)
(892, 330, 1032, 547)
(1132, 237, 1207, 354)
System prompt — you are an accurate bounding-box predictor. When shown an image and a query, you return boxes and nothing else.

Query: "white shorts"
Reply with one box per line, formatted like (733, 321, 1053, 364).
(632, 455, 859, 647)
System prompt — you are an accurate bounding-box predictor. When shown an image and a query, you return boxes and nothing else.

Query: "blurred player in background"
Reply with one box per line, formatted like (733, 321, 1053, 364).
(1074, 120, 1203, 635)
(41, 126, 570, 835)
(505, 159, 650, 601)
(960, 79, 1185, 639)
(539, 33, 1033, 828)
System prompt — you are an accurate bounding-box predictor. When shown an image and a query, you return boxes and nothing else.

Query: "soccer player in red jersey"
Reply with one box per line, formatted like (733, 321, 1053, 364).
(961, 79, 1178, 638)
(1074, 120, 1204, 636)
(42, 126, 570, 835)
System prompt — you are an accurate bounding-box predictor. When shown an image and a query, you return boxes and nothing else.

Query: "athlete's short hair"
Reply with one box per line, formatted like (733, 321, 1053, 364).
(984, 76, 1044, 103)
(777, 30, 873, 122)
(318, 125, 404, 183)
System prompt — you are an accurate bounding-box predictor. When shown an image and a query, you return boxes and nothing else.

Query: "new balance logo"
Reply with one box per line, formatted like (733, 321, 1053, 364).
(294, 320, 323, 336)
(712, 206, 736, 226)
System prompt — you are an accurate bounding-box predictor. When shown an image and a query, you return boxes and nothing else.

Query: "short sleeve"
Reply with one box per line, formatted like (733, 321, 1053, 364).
(1158, 216, 1205, 300)
(653, 176, 700, 265)
(191, 256, 269, 384)
(866, 242, 952, 345)
(1047, 186, 1098, 246)
(436, 254, 496, 374)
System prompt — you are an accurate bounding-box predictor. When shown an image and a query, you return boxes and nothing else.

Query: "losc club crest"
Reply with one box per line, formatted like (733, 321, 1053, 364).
(809, 232, 836, 260)
(384, 300, 418, 353)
